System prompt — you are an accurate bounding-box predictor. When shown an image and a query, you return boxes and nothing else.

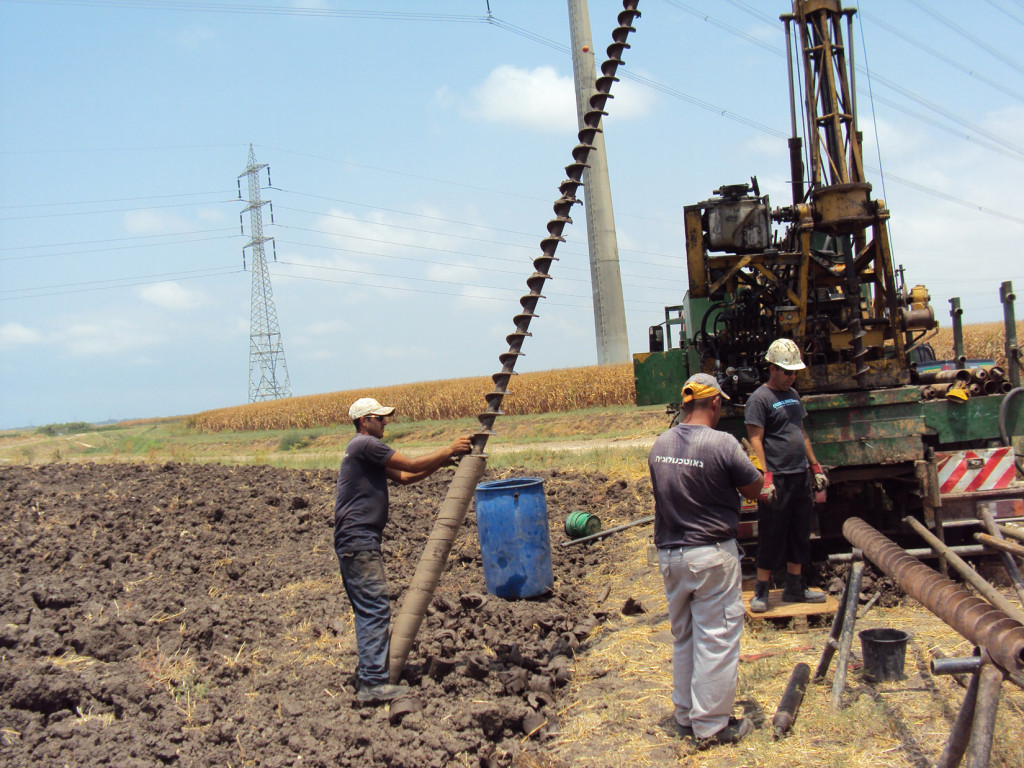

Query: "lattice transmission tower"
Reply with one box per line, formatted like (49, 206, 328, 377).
(238, 144, 291, 402)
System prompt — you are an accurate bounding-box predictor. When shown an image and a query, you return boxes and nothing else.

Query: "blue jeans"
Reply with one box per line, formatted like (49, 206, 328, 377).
(659, 539, 744, 738)
(337, 549, 391, 686)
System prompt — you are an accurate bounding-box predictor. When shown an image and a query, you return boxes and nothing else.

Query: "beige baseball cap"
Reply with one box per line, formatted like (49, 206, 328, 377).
(348, 397, 396, 420)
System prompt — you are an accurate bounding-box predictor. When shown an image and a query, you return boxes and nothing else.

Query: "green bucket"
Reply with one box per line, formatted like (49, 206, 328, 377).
(564, 510, 601, 539)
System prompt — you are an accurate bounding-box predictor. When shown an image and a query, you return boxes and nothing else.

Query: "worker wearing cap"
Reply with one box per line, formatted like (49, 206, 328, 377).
(649, 373, 763, 746)
(745, 339, 829, 612)
(334, 397, 472, 704)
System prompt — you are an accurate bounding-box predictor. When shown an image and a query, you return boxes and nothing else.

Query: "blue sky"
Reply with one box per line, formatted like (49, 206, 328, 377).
(2, 0, 1023, 428)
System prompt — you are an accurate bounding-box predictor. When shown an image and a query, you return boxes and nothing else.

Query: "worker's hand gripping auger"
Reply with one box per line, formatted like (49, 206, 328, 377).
(387, 0, 642, 684)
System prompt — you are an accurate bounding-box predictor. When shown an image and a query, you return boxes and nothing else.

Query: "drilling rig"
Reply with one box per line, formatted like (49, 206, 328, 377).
(632, 0, 1024, 553)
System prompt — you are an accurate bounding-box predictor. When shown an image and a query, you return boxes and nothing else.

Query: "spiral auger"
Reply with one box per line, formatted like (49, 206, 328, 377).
(472, 0, 641, 457)
(388, 1, 641, 684)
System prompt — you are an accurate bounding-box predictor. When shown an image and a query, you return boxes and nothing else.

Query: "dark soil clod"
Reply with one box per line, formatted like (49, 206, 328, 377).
(0, 463, 640, 767)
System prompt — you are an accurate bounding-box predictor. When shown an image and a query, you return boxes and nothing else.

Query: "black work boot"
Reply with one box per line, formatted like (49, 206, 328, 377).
(749, 580, 770, 613)
(782, 573, 826, 603)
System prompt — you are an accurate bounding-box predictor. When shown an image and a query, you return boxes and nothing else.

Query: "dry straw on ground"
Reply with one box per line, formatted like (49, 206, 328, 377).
(540, 524, 1024, 768)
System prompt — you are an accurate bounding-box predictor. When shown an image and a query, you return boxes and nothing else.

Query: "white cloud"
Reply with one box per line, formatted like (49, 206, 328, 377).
(605, 74, 655, 121)
(136, 282, 206, 310)
(176, 25, 215, 49)
(64, 321, 163, 357)
(304, 320, 350, 336)
(0, 322, 44, 348)
(123, 209, 192, 235)
(196, 206, 226, 222)
(461, 64, 654, 134)
(465, 65, 577, 133)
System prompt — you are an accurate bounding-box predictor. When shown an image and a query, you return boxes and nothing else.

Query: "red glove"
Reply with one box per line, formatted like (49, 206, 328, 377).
(759, 471, 776, 505)
(811, 463, 828, 492)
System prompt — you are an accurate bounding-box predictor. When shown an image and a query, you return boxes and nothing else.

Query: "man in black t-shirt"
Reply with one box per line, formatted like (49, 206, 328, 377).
(334, 397, 471, 703)
(649, 374, 762, 746)
(744, 339, 829, 612)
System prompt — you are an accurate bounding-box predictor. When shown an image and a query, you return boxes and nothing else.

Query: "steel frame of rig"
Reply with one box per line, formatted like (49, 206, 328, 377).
(631, 0, 1024, 556)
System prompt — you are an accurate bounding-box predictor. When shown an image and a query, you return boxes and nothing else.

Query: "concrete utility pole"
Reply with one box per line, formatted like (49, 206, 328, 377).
(567, 0, 630, 364)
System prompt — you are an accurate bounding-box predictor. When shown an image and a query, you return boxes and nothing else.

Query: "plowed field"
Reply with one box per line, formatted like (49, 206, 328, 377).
(0, 462, 642, 767)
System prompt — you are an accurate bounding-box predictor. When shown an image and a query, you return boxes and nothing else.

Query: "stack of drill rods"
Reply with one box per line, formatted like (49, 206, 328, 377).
(387, 1, 642, 684)
(919, 365, 1011, 400)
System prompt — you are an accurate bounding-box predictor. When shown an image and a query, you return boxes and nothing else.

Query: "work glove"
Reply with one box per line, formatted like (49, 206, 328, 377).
(741, 438, 763, 472)
(759, 471, 776, 505)
(811, 463, 828, 493)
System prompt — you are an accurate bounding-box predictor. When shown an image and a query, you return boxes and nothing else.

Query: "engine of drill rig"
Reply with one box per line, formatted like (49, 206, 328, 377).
(681, 178, 937, 402)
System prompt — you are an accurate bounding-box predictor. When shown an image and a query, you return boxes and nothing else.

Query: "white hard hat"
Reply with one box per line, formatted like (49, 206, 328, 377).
(765, 338, 806, 371)
(348, 397, 396, 420)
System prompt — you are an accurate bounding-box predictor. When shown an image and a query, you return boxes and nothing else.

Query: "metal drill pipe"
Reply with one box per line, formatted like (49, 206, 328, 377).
(387, 1, 642, 683)
(916, 368, 972, 385)
(975, 531, 1024, 560)
(842, 517, 1024, 675)
(996, 523, 1024, 543)
(902, 515, 1024, 627)
(772, 662, 810, 738)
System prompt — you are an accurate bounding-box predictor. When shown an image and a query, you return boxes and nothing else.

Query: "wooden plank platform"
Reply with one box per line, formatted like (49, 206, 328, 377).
(742, 588, 839, 626)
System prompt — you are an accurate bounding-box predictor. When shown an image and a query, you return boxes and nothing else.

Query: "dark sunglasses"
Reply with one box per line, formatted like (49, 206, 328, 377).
(366, 414, 386, 422)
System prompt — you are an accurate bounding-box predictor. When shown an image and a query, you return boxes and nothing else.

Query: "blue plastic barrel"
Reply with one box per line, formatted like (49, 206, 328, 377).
(474, 477, 553, 599)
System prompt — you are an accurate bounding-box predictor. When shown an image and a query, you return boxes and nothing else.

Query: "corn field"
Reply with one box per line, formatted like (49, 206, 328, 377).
(187, 364, 637, 433)
(928, 320, 1022, 363)
(187, 322, 1023, 433)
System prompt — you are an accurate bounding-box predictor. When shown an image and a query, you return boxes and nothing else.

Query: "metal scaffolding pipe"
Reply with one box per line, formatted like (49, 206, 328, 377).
(828, 545, 987, 563)
(842, 517, 1024, 676)
(937, 668, 979, 768)
(965, 662, 1005, 768)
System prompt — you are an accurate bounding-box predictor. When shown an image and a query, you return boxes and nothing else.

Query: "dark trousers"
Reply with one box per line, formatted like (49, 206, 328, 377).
(755, 471, 813, 571)
(337, 549, 391, 686)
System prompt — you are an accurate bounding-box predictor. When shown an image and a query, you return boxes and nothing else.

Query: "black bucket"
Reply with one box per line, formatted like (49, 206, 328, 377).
(859, 628, 910, 681)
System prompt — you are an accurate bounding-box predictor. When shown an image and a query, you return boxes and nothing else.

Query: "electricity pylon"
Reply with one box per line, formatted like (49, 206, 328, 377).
(238, 144, 292, 402)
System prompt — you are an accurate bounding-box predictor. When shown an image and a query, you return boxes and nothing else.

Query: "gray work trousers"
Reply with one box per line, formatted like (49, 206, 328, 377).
(658, 539, 744, 738)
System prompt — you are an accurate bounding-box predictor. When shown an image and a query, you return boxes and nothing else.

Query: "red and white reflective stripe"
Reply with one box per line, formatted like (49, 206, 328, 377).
(936, 448, 1018, 495)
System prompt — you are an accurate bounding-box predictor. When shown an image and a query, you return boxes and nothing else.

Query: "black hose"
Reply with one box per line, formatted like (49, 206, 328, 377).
(998, 386, 1024, 476)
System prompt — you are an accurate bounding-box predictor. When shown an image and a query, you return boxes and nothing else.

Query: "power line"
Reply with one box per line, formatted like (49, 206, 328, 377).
(271, 262, 674, 311)
(0, 198, 236, 221)
(980, 0, 1024, 26)
(0, 266, 241, 300)
(861, 10, 1024, 105)
(273, 222, 688, 284)
(905, 0, 1024, 76)
(0, 227, 235, 254)
(0, 189, 233, 211)
(272, 238, 687, 291)
(0, 0, 488, 23)
(0, 231, 236, 261)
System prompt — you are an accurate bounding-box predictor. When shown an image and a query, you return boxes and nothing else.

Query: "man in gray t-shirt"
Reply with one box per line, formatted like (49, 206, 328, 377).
(334, 397, 471, 704)
(744, 338, 829, 612)
(649, 374, 762, 746)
